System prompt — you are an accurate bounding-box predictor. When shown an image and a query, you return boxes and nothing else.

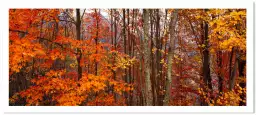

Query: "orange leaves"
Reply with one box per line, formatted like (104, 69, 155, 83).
(9, 33, 46, 73)
(109, 80, 133, 95)
(13, 71, 133, 105)
(39, 59, 54, 69)
(54, 36, 71, 44)
(9, 9, 137, 106)
(78, 74, 108, 93)
(9, 9, 33, 31)
(16, 75, 80, 105)
(45, 69, 66, 78)
(49, 49, 65, 60)
(56, 92, 87, 106)
(31, 76, 48, 85)
(9, 9, 62, 74)
(54, 36, 83, 49)
(86, 93, 119, 106)
(19, 85, 44, 106)
(9, 9, 60, 33)
(89, 53, 104, 62)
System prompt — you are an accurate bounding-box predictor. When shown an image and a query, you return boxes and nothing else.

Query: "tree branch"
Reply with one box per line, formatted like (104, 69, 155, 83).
(9, 29, 78, 55)
(81, 9, 86, 20)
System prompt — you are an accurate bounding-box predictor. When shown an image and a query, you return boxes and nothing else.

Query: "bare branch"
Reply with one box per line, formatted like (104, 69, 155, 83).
(63, 10, 76, 23)
(81, 9, 86, 20)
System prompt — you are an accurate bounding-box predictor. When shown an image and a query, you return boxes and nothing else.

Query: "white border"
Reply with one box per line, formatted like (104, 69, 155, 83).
(0, 0, 254, 114)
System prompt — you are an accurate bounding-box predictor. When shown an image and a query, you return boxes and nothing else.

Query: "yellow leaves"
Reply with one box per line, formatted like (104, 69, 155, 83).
(195, 15, 201, 20)
(173, 55, 183, 62)
(198, 83, 244, 106)
(160, 49, 165, 54)
(208, 9, 225, 16)
(152, 47, 157, 54)
(160, 59, 165, 64)
(207, 9, 246, 54)
(9, 93, 19, 104)
(115, 56, 136, 70)
(230, 11, 246, 21)
(216, 99, 221, 105)
(214, 84, 244, 106)
(168, 9, 174, 14)
(174, 55, 178, 59)
(163, 62, 168, 69)
(210, 48, 215, 53)
(70, 63, 77, 68)
(198, 44, 206, 48)
(219, 37, 246, 51)
(209, 103, 214, 106)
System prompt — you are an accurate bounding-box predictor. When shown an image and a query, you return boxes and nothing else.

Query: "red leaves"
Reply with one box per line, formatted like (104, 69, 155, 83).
(65, 71, 78, 80)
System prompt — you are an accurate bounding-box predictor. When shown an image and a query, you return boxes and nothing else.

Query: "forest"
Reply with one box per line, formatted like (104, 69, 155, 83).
(9, 9, 246, 106)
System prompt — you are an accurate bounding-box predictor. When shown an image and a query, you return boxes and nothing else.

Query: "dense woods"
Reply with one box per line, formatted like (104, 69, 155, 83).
(9, 9, 246, 106)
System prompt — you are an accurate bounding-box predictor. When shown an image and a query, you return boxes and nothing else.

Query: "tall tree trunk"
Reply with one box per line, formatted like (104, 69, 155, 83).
(94, 9, 99, 76)
(110, 9, 114, 47)
(122, 9, 129, 105)
(143, 9, 153, 106)
(114, 9, 117, 50)
(163, 9, 178, 106)
(154, 9, 162, 105)
(76, 9, 82, 80)
(229, 49, 239, 90)
(200, 9, 212, 106)
(238, 57, 246, 106)
(229, 47, 234, 86)
(149, 9, 157, 106)
(202, 9, 212, 91)
(127, 9, 133, 106)
(217, 51, 223, 93)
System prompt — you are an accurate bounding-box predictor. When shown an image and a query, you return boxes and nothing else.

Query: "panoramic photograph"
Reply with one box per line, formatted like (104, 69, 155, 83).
(9, 9, 246, 106)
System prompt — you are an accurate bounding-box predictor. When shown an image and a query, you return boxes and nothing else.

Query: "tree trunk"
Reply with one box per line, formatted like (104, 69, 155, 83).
(229, 49, 239, 90)
(202, 9, 212, 91)
(110, 9, 113, 47)
(94, 9, 99, 76)
(154, 9, 162, 105)
(200, 9, 213, 106)
(149, 9, 157, 106)
(238, 58, 246, 106)
(76, 9, 82, 80)
(217, 51, 223, 93)
(143, 9, 153, 106)
(163, 9, 178, 106)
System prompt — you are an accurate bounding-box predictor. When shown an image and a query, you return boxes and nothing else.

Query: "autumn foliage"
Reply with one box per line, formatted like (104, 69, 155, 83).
(9, 9, 246, 106)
